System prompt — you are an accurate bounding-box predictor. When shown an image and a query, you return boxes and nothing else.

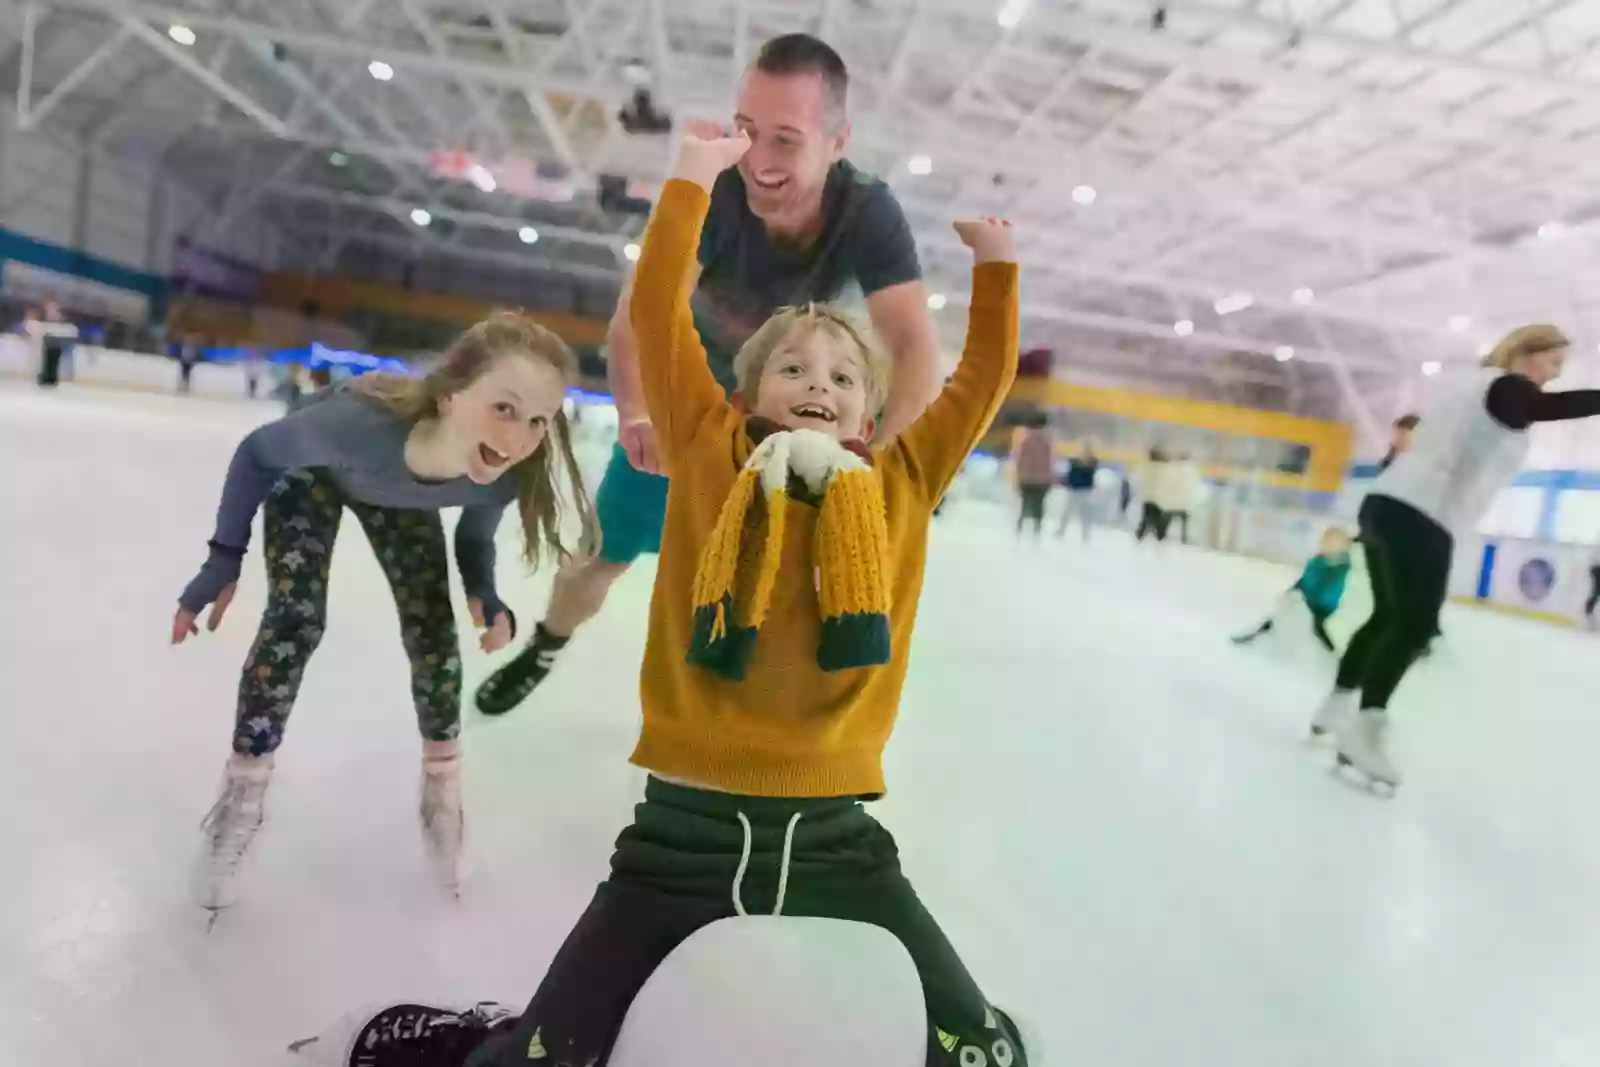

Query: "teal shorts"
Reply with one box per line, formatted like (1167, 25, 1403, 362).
(593, 441, 669, 564)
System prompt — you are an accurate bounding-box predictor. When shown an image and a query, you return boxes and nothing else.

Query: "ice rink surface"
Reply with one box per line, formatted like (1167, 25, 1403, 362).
(3, 382, 1599, 1067)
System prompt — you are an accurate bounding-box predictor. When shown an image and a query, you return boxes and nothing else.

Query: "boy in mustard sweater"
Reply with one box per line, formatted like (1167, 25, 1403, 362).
(286, 129, 1026, 1067)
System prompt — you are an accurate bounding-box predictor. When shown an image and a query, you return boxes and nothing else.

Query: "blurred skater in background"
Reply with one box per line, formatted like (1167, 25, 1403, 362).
(1379, 413, 1419, 471)
(1135, 447, 1172, 542)
(1056, 440, 1099, 541)
(1585, 549, 1599, 631)
(1013, 411, 1055, 538)
(1233, 526, 1352, 653)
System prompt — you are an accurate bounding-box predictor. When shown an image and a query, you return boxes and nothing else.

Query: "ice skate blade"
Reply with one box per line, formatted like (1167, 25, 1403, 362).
(1331, 754, 1399, 797)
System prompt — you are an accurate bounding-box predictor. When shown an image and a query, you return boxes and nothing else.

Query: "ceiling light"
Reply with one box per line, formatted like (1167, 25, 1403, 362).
(1214, 292, 1254, 316)
(927, 292, 947, 310)
(167, 24, 196, 46)
(1072, 185, 1097, 205)
(518, 226, 539, 244)
(468, 165, 497, 193)
(623, 242, 641, 262)
(997, 0, 1029, 28)
(1447, 315, 1471, 333)
(409, 207, 431, 226)
(327, 151, 348, 167)
(1537, 221, 1567, 239)
(368, 59, 395, 81)
(1291, 287, 1314, 305)
(1274, 345, 1295, 362)
(907, 154, 933, 176)
(1174, 319, 1194, 337)
(1421, 360, 1441, 376)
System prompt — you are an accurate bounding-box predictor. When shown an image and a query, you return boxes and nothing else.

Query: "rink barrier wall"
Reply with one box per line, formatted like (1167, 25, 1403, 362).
(0, 335, 263, 399)
(1215, 502, 1593, 629)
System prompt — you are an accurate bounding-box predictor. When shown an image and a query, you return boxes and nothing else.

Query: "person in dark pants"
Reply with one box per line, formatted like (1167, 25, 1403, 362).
(1012, 412, 1054, 538)
(1378, 413, 1419, 471)
(1586, 561, 1600, 630)
(1134, 447, 1170, 542)
(1233, 526, 1352, 652)
(1309, 325, 1600, 788)
(1057, 440, 1099, 541)
(30, 301, 78, 388)
(177, 340, 201, 394)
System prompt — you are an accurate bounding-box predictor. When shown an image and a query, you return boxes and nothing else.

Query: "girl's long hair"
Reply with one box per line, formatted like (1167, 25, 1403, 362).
(351, 310, 597, 569)
(1482, 324, 1568, 370)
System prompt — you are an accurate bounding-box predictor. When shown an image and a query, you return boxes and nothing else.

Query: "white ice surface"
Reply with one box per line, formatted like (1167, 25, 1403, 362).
(2, 382, 1599, 1067)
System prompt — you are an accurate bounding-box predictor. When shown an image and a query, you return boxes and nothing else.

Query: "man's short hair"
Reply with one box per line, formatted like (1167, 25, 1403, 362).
(1393, 413, 1420, 431)
(754, 34, 848, 126)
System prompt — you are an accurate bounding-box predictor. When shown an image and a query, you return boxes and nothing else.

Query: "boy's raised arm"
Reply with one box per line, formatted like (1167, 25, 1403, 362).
(893, 219, 1020, 499)
(628, 130, 753, 463)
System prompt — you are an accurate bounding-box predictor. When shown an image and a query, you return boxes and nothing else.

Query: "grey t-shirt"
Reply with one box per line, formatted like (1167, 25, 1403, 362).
(691, 159, 921, 392)
(179, 387, 515, 616)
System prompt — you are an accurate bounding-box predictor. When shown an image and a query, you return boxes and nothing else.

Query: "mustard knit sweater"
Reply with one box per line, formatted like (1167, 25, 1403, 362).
(628, 179, 1020, 797)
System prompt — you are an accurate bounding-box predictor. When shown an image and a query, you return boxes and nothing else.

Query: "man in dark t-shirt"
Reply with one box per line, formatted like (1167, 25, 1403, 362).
(473, 33, 942, 716)
(692, 156, 922, 392)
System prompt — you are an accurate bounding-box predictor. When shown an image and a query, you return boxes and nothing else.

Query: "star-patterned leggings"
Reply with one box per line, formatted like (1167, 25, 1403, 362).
(234, 468, 462, 757)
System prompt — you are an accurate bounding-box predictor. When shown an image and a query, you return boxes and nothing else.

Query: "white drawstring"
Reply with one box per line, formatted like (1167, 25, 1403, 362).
(773, 811, 802, 916)
(732, 812, 754, 917)
(731, 810, 805, 917)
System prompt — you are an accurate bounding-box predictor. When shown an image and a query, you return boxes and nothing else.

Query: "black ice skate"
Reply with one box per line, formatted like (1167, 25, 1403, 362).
(287, 1002, 515, 1066)
(474, 623, 568, 716)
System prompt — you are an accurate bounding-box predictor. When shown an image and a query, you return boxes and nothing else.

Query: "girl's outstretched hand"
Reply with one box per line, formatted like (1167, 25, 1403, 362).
(468, 596, 515, 653)
(172, 583, 236, 645)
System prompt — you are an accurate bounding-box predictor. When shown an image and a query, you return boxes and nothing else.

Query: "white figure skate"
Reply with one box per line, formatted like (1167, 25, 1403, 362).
(192, 755, 273, 928)
(420, 755, 467, 894)
(1334, 710, 1401, 793)
(1309, 688, 1357, 741)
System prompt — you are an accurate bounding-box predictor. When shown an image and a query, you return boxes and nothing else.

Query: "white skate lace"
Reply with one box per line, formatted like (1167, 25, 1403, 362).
(199, 775, 266, 870)
(420, 763, 464, 864)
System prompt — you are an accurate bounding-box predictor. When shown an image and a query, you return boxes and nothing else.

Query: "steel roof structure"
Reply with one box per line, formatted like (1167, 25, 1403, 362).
(5, 0, 1600, 432)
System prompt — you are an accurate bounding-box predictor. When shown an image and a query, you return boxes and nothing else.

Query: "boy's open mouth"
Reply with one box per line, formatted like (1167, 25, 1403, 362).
(790, 403, 836, 423)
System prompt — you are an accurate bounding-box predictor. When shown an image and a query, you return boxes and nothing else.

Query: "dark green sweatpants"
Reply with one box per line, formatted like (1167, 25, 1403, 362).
(466, 777, 1025, 1067)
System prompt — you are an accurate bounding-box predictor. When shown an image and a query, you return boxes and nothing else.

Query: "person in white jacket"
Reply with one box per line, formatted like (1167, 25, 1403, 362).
(1309, 324, 1600, 790)
(1134, 448, 1172, 542)
(1161, 453, 1205, 544)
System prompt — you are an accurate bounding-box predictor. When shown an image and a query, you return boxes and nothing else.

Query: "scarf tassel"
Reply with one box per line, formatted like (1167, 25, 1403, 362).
(816, 465, 892, 671)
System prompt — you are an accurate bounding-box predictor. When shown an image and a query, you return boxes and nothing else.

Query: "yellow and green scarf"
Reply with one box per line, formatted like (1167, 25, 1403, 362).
(688, 420, 891, 680)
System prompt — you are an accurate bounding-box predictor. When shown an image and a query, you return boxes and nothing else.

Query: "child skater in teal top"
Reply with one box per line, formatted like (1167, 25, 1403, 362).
(1234, 526, 1353, 653)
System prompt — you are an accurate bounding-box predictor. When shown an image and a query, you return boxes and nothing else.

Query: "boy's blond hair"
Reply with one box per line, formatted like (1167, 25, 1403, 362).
(732, 303, 892, 413)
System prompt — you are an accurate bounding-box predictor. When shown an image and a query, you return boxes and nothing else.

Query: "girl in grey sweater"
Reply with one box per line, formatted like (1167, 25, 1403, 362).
(173, 312, 594, 920)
